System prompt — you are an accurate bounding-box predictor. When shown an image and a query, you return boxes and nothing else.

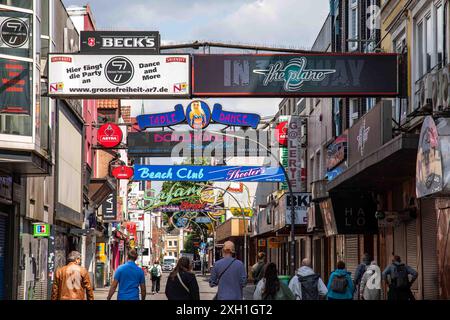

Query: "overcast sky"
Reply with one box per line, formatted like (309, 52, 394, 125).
(63, 0, 330, 117)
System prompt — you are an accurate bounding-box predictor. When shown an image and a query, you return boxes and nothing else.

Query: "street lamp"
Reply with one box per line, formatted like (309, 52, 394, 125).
(207, 130, 298, 276)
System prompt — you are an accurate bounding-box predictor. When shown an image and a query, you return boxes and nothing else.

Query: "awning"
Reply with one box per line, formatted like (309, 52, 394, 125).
(0, 149, 51, 175)
(327, 133, 419, 192)
(88, 177, 116, 208)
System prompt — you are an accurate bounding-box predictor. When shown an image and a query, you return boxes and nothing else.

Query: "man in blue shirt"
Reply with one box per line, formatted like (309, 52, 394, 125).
(107, 249, 146, 300)
(210, 241, 247, 300)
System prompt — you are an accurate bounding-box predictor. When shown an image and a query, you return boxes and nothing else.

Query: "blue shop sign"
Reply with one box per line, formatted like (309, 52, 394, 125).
(136, 104, 185, 129)
(211, 103, 261, 128)
(133, 165, 286, 182)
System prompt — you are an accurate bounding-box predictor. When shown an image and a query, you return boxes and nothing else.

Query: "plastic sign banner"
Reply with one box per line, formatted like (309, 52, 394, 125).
(211, 104, 261, 128)
(33, 223, 50, 237)
(112, 165, 134, 179)
(136, 104, 185, 129)
(0, 58, 31, 114)
(185, 100, 211, 129)
(97, 123, 123, 148)
(48, 54, 190, 98)
(192, 54, 399, 97)
(80, 31, 160, 54)
(276, 121, 288, 146)
(133, 165, 286, 182)
(230, 207, 254, 217)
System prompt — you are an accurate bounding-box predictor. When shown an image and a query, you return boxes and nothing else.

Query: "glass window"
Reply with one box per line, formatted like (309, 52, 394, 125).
(40, 82, 49, 151)
(0, 9, 33, 58)
(98, 109, 117, 123)
(0, 0, 32, 9)
(41, 0, 48, 36)
(437, 5, 444, 67)
(168, 241, 172, 247)
(349, 99, 359, 127)
(417, 21, 424, 77)
(426, 16, 432, 72)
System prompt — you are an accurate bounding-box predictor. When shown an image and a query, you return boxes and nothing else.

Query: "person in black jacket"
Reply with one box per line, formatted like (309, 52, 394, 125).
(165, 257, 200, 300)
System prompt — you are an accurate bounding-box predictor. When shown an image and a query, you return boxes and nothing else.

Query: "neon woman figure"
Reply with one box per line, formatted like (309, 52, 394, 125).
(188, 101, 207, 129)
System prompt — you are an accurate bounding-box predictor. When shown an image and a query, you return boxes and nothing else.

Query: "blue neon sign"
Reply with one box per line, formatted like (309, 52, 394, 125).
(211, 103, 261, 128)
(133, 165, 286, 182)
(136, 104, 186, 129)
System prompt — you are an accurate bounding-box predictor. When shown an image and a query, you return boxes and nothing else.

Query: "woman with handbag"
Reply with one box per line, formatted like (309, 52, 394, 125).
(165, 257, 200, 300)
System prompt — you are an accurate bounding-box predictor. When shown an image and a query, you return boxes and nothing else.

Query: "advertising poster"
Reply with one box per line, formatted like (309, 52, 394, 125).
(48, 54, 190, 98)
(0, 58, 31, 114)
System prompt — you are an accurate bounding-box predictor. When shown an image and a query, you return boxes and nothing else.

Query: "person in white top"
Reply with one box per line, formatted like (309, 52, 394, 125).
(288, 258, 328, 300)
(150, 260, 163, 294)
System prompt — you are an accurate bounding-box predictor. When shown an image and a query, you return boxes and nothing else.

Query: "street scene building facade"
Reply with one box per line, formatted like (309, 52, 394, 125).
(0, 0, 449, 301)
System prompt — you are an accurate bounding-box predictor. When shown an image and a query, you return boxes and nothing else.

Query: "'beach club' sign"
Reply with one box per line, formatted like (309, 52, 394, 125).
(133, 165, 286, 182)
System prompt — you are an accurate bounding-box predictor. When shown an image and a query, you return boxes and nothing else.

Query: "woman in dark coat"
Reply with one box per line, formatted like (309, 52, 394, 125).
(165, 257, 200, 300)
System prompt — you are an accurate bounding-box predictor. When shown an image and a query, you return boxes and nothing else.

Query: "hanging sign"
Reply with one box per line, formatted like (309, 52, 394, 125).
(211, 104, 261, 128)
(102, 193, 117, 221)
(33, 223, 50, 237)
(0, 17, 29, 49)
(195, 216, 212, 224)
(192, 54, 399, 97)
(136, 104, 185, 129)
(97, 123, 123, 148)
(185, 100, 211, 129)
(276, 121, 288, 146)
(112, 165, 134, 179)
(230, 207, 254, 217)
(0, 58, 31, 114)
(133, 165, 286, 182)
(80, 31, 160, 54)
(287, 116, 302, 192)
(48, 54, 190, 98)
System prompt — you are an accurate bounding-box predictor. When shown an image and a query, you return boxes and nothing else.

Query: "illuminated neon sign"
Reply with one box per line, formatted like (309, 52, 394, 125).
(211, 103, 260, 128)
(136, 104, 185, 129)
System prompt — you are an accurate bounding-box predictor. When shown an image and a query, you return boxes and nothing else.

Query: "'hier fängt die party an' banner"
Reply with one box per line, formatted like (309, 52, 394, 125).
(47, 54, 190, 98)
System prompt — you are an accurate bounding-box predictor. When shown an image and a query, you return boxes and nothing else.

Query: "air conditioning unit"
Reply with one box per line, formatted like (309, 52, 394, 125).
(420, 73, 433, 111)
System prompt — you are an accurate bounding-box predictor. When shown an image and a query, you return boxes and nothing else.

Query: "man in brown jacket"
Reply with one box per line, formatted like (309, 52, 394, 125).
(51, 251, 94, 300)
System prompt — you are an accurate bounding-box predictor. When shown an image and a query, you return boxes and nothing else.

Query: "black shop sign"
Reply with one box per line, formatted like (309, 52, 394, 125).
(102, 193, 117, 221)
(329, 192, 378, 234)
(80, 31, 160, 54)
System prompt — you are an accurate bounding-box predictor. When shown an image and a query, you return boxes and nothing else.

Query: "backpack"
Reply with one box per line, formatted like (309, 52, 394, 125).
(151, 265, 159, 277)
(330, 274, 348, 293)
(392, 264, 409, 289)
(298, 274, 320, 300)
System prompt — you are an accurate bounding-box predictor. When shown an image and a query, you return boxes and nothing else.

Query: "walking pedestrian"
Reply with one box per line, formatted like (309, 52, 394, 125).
(51, 251, 94, 300)
(209, 241, 247, 300)
(354, 253, 371, 299)
(382, 255, 418, 300)
(326, 261, 354, 300)
(107, 249, 146, 300)
(360, 261, 382, 300)
(165, 256, 200, 300)
(251, 252, 266, 285)
(288, 258, 328, 300)
(253, 262, 295, 300)
(150, 260, 162, 294)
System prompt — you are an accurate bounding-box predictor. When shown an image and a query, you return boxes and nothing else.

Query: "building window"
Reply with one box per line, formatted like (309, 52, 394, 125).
(417, 21, 424, 78)
(168, 241, 172, 247)
(349, 99, 359, 127)
(0, 0, 32, 9)
(426, 15, 432, 73)
(174, 240, 177, 246)
(348, 0, 358, 51)
(437, 4, 444, 67)
(174, 252, 178, 258)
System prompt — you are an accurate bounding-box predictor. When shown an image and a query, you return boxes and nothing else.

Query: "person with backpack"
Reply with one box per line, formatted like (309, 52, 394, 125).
(359, 261, 382, 300)
(326, 261, 354, 300)
(288, 258, 328, 300)
(382, 255, 418, 300)
(253, 262, 295, 300)
(150, 260, 162, 294)
(251, 252, 266, 285)
(354, 253, 371, 299)
(209, 241, 247, 300)
(165, 257, 200, 300)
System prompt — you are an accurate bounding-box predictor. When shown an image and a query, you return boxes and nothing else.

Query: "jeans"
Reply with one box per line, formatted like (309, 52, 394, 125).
(152, 276, 161, 293)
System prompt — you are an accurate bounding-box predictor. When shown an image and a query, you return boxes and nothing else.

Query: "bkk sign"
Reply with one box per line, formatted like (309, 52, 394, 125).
(211, 104, 261, 128)
(48, 54, 190, 98)
(136, 104, 185, 129)
(80, 31, 160, 54)
(133, 165, 286, 182)
(0, 58, 31, 114)
(127, 130, 271, 157)
(97, 123, 123, 148)
(192, 54, 399, 97)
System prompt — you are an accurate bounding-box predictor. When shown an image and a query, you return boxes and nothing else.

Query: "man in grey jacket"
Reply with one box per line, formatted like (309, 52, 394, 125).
(288, 258, 328, 300)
